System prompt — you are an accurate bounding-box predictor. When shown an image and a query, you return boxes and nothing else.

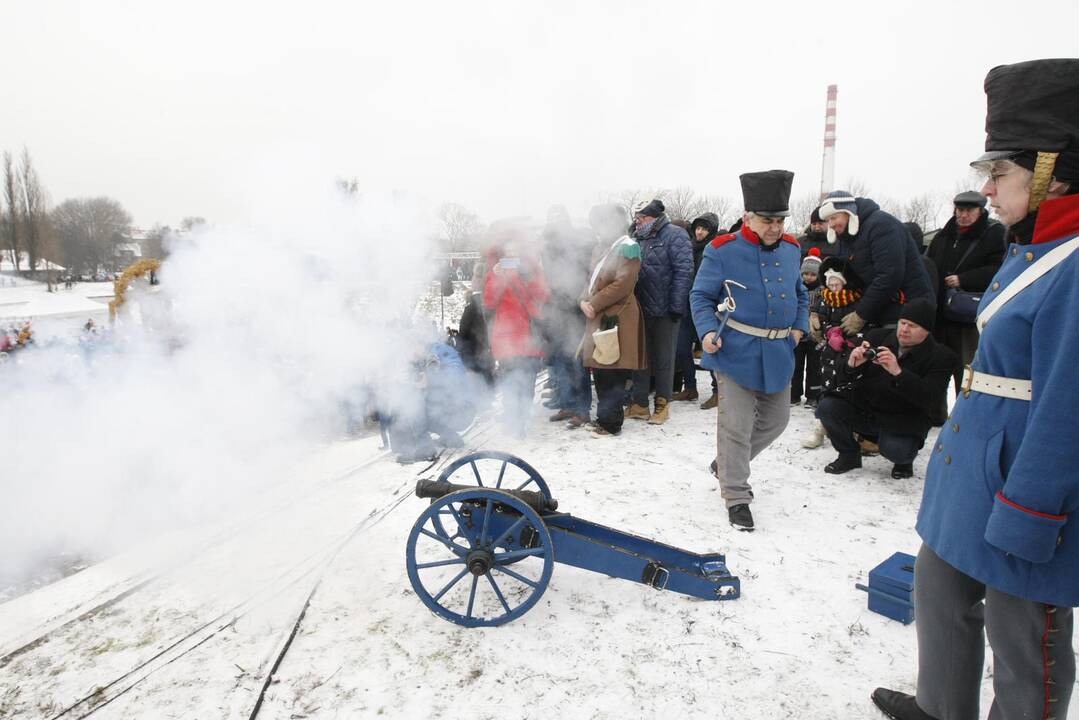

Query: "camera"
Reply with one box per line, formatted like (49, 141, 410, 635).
(863, 347, 879, 361)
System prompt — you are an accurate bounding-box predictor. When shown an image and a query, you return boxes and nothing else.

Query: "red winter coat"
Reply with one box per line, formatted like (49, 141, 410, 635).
(483, 263, 549, 361)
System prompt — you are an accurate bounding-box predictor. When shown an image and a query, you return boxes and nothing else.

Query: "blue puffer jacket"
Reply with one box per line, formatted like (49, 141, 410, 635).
(634, 216, 694, 318)
(916, 195, 1079, 607)
(832, 198, 933, 325)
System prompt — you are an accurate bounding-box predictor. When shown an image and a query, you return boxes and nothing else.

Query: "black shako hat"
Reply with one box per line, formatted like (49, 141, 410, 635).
(973, 58, 1079, 181)
(740, 170, 794, 217)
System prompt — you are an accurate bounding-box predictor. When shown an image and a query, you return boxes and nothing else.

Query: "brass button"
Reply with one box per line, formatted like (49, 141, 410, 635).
(1024, 251, 1034, 262)
(764, 278, 769, 283)
(936, 443, 943, 453)
(768, 293, 773, 299)
(952, 424, 959, 432)
(1011, 247, 1018, 256)
(992, 282, 1000, 291)
(778, 277, 784, 283)
(944, 456, 952, 465)
(761, 262, 766, 267)
(780, 293, 787, 299)
(774, 261, 780, 267)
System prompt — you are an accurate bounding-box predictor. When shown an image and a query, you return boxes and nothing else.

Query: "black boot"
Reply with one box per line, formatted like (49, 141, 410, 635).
(825, 453, 862, 474)
(890, 463, 914, 479)
(728, 503, 754, 531)
(870, 688, 938, 720)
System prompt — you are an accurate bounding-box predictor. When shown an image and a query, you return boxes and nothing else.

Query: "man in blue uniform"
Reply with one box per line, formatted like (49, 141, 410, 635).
(872, 59, 1079, 720)
(690, 170, 809, 530)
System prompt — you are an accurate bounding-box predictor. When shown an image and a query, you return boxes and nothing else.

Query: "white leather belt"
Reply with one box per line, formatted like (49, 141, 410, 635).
(961, 365, 1032, 401)
(726, 318, 792, 340)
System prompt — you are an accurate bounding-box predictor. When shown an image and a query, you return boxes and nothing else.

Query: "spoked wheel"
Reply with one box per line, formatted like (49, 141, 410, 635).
(406, 489, 553, 627)
(430, 452, 553, 564)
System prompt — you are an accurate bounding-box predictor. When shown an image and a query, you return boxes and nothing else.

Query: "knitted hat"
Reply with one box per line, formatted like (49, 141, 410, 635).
(633, 198, 665, 218)
(818, 256, 864, 291)
(817, 191, 860, 242)
(801, 255, 822, 275)
(900, 298, 936, 332)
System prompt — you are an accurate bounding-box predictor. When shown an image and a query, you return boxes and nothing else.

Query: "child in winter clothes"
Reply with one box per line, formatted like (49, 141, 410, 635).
(792, 251, 823, 406)
(802, 257, 864, 448)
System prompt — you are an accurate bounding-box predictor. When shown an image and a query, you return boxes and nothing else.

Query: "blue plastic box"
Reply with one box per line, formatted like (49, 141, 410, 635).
(856, 551, 916, 624)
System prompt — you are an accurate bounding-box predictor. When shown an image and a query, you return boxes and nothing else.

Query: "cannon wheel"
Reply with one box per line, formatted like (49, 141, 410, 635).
(429, 452, 552, 563)
(406, 488, 553, 627)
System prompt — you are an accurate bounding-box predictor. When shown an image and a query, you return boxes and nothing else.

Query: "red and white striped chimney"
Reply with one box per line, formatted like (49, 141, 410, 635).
(820, 84, 837, 199)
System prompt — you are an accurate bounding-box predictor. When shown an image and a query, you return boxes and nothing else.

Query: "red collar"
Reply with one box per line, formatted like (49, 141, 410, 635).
(1033, 195, 1079, 244)
(739, 226, 800, 248)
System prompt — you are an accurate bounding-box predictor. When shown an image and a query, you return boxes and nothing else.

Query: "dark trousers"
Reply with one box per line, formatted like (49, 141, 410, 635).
(791, 341, 822, 402)
(935, 320, 980, 394)
(594, 369, 631, 433)
(816, 395, 924, 464)
(552, 352, 592, 415)
(674, 312, 699, 392)
(913, 543, 1075, 720)
(631, 315, 679, 405)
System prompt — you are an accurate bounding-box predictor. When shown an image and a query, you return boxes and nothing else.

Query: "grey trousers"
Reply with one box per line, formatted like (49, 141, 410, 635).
(631, 315, 680, 405)
(914, 543, 1075, 720)
(713, 371, 790, 509)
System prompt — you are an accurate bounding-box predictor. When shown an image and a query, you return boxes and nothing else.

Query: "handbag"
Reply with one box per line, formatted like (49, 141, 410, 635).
(940, 236, 985, 324)
(591, 314, 620, 365)
(943, 288, 982, 324)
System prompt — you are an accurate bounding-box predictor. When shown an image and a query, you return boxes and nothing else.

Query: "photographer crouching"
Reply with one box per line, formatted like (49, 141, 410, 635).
(816, 298, 959, 479)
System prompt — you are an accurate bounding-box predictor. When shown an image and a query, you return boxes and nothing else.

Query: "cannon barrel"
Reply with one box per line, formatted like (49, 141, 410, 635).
(415, 479, 558, 513)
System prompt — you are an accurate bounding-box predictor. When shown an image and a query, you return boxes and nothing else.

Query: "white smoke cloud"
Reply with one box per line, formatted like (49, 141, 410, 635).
(0, 177, 443, 589)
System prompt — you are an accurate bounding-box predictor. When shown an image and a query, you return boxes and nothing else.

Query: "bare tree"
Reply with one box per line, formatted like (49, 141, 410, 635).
(898, 192, 945, 234)
(2, 151, 20, 272)
(142, 223, 171, 260)
(180, 216, 207, 232)
(335, 176, 360, 197)
(18, 148, 49, 277)
(51, 197, 133, 275)
(787, 191, 822, 234)
(437, 203, 483, 252)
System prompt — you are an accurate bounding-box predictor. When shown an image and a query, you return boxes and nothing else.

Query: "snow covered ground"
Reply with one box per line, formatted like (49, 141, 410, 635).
(3, 371, 1071, 720)
(0, 279, 113, 341)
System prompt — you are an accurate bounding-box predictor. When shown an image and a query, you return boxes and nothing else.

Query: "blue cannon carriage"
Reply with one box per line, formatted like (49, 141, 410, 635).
(405, 451, 740, 627)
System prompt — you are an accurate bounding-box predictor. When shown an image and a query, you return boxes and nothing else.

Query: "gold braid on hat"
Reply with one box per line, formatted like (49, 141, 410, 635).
(1029, 151, 1059, 213)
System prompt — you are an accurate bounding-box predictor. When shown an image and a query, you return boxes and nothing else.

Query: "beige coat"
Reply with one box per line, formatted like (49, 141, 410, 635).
(579, 241, 646, 370)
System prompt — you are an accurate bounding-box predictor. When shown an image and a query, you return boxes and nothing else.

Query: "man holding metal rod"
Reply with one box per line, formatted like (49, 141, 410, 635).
(690, 170, 809, 531)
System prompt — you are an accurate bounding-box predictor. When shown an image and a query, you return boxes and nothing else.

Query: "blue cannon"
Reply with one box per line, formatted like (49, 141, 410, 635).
(405, 451, 741, 627)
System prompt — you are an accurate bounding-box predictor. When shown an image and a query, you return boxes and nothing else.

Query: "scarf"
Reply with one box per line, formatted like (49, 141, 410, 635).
(821, 287, 862, 308)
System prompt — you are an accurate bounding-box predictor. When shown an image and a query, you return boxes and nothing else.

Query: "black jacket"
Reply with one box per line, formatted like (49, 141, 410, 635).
(832, 199, 934, 326)
(689, 212, 719, 272)
(797, 228, 837, 259)
(839, 328, 959, 437)
(924, 212, 1006, 301)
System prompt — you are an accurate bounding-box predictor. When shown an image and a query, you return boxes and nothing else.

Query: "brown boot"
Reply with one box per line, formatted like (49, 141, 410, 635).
(626, 403, 651, 420)
(565, 414, 590, 429)
(671, 388, 699, 402)
(549, 409, 575, 422)
(699, 393, 718, 410)
(648, 397, 670, 424)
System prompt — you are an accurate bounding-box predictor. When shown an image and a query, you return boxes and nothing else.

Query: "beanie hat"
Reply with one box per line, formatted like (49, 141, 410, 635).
(823, 268, 846, 286)
(817, 191, 860, 243)
(900, 298, 936, 332)
(808, 247, 821, 257)
(633, 198, 665, 218)
(801, 255, 822, 274)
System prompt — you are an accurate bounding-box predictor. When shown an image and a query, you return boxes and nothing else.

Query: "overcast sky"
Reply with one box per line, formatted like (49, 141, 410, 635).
(5, 0, 1078, 229)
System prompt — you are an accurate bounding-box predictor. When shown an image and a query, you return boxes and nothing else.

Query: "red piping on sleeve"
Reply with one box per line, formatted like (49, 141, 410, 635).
(995, 491, 1067, 521)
